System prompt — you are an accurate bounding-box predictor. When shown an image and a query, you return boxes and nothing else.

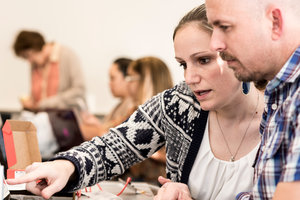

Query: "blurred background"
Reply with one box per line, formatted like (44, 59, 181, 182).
(0, 0, 204, 115)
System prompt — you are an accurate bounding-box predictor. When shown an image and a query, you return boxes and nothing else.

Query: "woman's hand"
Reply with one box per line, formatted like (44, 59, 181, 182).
(154, 176, 193, 200)
(6, 160, 75, 199)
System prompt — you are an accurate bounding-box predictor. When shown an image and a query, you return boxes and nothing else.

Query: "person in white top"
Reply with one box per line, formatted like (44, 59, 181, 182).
(154, 4, 266, 200)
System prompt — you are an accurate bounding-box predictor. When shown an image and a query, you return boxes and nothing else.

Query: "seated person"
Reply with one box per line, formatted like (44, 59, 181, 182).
(13, 30, 87, 158)
(80, 58, 135, 140)
(13, 30, 87, 112)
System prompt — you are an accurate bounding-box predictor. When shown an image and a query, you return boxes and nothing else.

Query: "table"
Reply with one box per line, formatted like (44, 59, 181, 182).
(76, 181, 159, 200)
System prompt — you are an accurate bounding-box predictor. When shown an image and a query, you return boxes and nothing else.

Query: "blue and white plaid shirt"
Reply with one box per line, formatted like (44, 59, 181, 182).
(237, 46, 300, 200)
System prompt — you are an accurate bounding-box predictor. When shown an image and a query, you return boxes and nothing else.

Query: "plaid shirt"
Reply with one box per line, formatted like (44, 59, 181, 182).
(237, 47, 300, 200)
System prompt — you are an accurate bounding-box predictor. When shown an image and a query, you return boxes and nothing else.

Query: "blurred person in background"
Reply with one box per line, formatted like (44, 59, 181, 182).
(80, 57, 135, 140)
(13, 30, 87, 158)
(13, 30, 87, 112)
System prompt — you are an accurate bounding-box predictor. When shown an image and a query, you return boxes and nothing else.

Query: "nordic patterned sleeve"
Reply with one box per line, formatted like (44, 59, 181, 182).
(53, 91, 167, 191)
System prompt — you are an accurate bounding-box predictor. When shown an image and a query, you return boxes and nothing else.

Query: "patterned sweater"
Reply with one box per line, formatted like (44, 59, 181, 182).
(54, 81, 209, 191)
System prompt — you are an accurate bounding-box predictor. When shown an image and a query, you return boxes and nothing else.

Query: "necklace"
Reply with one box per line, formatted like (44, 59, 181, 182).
(215, 92, 259, 162)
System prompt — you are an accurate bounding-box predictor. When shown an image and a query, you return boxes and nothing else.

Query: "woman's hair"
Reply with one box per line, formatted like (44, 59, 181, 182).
(129, 56, 173, 105)
(13, 30, 45, 56)
(113, 57, 133, 77)
(173, 4, 212, 40)
(173, 3, 268, 90)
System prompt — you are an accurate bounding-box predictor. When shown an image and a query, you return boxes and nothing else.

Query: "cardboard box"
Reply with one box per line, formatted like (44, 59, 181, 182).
(2, 120, 41, 180)
(2, 120, 74, 199)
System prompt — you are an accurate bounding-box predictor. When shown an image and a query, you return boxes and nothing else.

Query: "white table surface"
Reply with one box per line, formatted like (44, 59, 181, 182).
(76, 181, 159, 200)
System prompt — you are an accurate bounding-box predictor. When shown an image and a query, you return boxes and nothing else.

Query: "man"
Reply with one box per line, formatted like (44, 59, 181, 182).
(205, 0, 300, 199)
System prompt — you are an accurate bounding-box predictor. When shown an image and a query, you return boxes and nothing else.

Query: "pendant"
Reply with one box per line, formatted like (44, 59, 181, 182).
(230, 156, 235, 162)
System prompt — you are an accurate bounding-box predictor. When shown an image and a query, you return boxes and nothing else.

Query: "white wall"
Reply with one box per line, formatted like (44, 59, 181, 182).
(0, 0, 204, 114)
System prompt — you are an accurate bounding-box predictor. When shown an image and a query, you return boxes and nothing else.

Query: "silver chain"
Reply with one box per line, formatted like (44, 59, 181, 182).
(215, 91, 259, 162)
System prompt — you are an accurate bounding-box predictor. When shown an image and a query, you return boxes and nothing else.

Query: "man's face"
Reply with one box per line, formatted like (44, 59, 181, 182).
(206, 0, 275, 81)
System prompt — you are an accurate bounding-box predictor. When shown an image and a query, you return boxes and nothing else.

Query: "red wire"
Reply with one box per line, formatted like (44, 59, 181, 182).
(79, 177, 132, 197)
(97, 183, 103, 191)
(116, 177, 132, 196)
(76, 190, 82, 198)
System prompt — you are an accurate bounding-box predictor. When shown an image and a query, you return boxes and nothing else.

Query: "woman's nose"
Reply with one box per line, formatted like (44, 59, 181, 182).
(184, 65, 200, 85)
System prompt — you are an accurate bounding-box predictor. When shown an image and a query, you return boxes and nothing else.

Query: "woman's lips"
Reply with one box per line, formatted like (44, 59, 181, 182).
(194, 89, 211, 100)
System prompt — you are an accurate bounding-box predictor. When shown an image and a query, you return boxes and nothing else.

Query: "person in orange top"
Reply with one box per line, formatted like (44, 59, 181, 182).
(13, 30, 87, 112)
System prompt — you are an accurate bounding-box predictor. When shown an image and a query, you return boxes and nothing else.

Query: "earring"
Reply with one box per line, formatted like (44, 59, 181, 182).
(242, 82, 250, 95)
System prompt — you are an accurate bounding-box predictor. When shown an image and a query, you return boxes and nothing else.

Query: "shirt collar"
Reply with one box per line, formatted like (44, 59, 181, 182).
(49, 43, 60, 63)
(266, 46, 300, 92)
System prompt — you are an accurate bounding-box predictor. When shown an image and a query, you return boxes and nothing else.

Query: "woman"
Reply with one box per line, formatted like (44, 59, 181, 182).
(126, 56, 174, 106)
(7, 4, 266, 200)
(154, 4, 265, 199)
(80, 57, 135, 140)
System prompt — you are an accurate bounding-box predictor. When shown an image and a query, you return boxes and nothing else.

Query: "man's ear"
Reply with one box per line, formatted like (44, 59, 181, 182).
(269, 8, 283, 40)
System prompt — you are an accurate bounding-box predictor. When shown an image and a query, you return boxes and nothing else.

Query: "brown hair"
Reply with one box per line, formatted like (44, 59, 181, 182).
(113, 57, 133, 77)
(173, 4, 212, 40)
(13, 30, 45, 56)
(129, 56, 173, 105)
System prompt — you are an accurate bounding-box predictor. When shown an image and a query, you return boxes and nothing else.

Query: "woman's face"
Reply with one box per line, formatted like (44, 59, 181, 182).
(174, 23, 241, 111)
(109, 63, 129, 98)
(20, 49, 47, 67)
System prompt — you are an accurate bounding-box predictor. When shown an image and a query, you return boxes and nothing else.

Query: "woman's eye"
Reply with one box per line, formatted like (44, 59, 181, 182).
(219, 25, 229, 31)
(198, 57, 210, 64)
(179, 62, 187, 70)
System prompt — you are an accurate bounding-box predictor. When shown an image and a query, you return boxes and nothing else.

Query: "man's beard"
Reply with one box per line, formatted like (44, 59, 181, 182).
(219, 51, 236, 62)
(219, 52, 268, 88)
(220, 51, 258, 82)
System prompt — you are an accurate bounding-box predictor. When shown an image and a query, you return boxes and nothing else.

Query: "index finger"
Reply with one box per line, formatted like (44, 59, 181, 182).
(6, 171, 44, 185)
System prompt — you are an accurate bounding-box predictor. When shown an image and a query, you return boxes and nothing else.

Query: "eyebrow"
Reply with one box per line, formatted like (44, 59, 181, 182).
(175, 51, 210, 60)
(212, 20, 221, 27)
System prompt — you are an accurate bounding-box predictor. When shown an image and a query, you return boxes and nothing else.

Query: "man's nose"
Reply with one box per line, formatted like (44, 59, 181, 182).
(210, 30, 226, 52)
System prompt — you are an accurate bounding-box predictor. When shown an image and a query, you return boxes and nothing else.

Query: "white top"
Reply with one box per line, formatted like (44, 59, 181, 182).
(188, 119, 260, 200)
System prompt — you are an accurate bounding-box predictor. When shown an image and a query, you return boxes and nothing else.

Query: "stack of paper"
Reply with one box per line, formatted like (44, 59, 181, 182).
(1, 164, 10, 200)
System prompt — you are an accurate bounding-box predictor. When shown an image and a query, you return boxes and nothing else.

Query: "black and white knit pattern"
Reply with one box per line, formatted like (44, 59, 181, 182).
(54, 81, 206, 191)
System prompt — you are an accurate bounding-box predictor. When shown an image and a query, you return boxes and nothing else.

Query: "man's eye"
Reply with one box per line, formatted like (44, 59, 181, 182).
(199, 58, 210, 64)
(179, 62, 187, 70)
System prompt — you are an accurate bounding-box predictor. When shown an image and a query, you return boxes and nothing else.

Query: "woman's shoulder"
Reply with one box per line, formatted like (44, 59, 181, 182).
(167, 81, 192, 95)
(163, 81, 198, 105)
(139, 81, 200, 118)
